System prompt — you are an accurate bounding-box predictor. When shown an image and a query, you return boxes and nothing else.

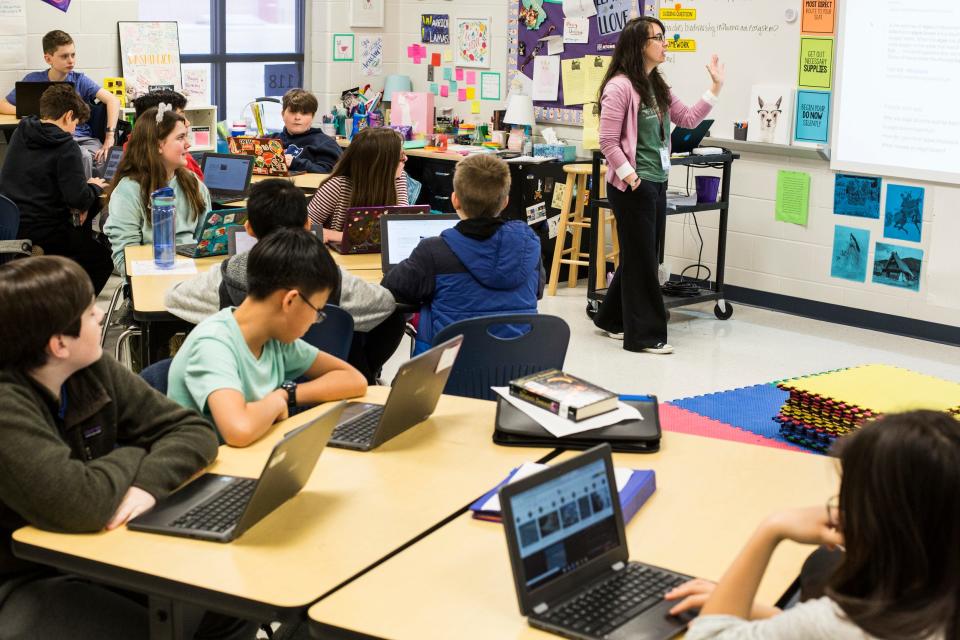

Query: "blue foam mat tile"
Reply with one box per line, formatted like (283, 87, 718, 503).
(669, 383, 791, 444)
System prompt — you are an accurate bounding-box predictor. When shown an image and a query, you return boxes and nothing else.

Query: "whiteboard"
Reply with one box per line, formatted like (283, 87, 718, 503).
(657, 0, 801, 142)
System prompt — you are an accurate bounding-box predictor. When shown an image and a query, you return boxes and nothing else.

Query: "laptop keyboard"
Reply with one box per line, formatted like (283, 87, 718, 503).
(175, 243, 198, 258)
(331, 407, 385, 445)
(170, 478, 256, 533)
(540, 564, 687, 637)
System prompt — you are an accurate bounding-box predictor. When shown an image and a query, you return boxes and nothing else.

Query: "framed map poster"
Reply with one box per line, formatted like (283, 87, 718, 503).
(118, 21, 182, 99)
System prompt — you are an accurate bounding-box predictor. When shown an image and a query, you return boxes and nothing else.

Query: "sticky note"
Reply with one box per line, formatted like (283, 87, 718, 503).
(430, 83, 439, 95)
(455, 68, 464, 81)
(431, 52, 441, 66)
(457, 88, 466, 101)
(449, 81, 457, 92)
(466, 87, 476, 100)
(443, 67, 453, 81)
(471, 101, 481, 114)
(443, 49, 453, 62)
(440, 85, 449, 97)
(466, 71, 477, 85)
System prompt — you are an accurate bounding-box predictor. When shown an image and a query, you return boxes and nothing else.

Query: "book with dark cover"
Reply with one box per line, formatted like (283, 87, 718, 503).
(509, 369, 618, 421)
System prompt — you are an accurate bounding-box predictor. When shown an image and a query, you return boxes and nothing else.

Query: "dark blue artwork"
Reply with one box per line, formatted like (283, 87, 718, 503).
(831, 225, 870, 282)
(834, 174, 881, 219)
(883, 184, 924, 242)
(872, 242, 923, 292)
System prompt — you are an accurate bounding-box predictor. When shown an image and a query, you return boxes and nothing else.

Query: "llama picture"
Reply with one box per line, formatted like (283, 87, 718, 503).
(747, 85, 794, 145)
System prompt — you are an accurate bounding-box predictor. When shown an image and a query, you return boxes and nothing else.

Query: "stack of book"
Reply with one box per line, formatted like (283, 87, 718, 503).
(510, 369, 618, 422)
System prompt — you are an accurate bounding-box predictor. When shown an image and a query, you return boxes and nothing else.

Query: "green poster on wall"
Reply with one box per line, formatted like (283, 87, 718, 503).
(776, 170, 811, 226)
(798, 37, 834, 89)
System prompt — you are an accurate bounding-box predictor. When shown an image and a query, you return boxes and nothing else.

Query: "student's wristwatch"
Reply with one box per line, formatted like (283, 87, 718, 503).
(281, 380, 298, 410)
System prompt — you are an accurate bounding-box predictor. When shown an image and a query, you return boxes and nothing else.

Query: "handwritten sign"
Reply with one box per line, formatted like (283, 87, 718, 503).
(455, 17, 490, 68)
(359, 36, 383, 76)
(421, 14, 450, 44)
(594, 0, 631, 36)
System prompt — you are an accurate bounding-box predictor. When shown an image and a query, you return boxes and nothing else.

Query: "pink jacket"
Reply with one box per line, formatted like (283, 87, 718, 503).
(598, 74, 717, 191)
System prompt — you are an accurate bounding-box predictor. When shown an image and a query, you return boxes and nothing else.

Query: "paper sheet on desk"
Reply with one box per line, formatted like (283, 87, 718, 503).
(129, 260, 198, 276)
(492, 387, 641, 438)
(480, 462, 633, 513)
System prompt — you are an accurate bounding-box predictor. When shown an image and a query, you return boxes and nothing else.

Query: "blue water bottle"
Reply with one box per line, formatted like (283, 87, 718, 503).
(151, 187, 176, 269)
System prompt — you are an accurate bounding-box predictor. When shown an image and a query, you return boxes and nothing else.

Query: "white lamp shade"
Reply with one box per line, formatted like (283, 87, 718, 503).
(503, 94, 535, 126)
(383, 75, 413, 101)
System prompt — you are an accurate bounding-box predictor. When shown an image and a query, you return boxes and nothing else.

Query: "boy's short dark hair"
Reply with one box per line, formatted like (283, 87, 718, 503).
(42, 30, 73, 55)
(281, 88, 318, 116)
(39, 84, 90, 123)
(132, 90, 188, 117)
(0, 256, 94, 370)
(246, 179, 309, 238)
(246, 228, 338, 300)
(452, 154, 511, 219)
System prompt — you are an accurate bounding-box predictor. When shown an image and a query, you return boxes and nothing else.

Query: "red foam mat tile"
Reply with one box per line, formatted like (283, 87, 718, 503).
(660, 403, 810, 454)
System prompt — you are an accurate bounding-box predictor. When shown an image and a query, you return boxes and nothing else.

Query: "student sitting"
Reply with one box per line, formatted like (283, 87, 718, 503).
(307, 127, 409, 243)
(671, 410, 960, 640)
(164, 179, 401, 383)
(382, 153, 544, 355)
(0, 256, 256, 640)
(131, 89, 204, 180)
(274, 88, 341, 174)
(167, 228, 367, 447)
(104, 105, 211, 276)
(0, 84, 112, 295)
(0, 30, 120, 179)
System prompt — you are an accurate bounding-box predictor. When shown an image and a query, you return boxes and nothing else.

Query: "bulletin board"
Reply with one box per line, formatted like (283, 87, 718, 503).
(508, 0, 632, 124)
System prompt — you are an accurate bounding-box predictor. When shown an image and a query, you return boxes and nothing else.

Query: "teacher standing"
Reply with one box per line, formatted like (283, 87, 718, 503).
(592, 16, 724, 354)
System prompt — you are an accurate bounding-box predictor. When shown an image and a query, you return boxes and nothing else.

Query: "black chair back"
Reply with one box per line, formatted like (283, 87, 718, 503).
(300, 304, 354, 361)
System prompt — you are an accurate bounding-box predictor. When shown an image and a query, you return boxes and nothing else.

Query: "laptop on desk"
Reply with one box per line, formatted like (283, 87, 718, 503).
(670, 119, 714, 154)
(176, 208, 248, 259)
(326, 205, 430, 255)
(380, 213, 459, 273)
(15, 81, 69, 118)
(201, 153, 254, 204)
(102, 146, 124, 182)
(328, 336, 463, 451)
(129, 402, 345, 542)
(500, 444, 696, 640)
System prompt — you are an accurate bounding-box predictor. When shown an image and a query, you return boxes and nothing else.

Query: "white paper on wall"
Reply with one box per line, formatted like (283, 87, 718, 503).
(0, 36, 25, 70)
(925, 187, 960, 311)
(532, 55, 561, 102)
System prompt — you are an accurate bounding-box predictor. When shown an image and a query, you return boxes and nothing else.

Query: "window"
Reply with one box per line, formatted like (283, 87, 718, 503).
(138, 0, 305, 126)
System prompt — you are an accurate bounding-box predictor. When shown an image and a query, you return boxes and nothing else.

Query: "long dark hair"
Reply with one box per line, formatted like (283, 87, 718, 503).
(827, 410, 960, 639)
(321, 127, 402, 208)
(597, 16, 670, 116)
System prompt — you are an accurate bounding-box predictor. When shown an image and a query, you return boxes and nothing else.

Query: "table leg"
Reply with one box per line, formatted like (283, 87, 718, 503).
(149, 596, 204, 640)
(140, 320, 152, 370)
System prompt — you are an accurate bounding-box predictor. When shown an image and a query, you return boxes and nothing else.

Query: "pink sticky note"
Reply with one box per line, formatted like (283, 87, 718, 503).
(457, 88, 466, 102)
(431, 52, 441, 66)
(407, 44, 426, 64)
(455, 68, 464, 81)
(466, 87, 476, 100)
(440, 85, 449, 98)
(466, 71, 477, 85)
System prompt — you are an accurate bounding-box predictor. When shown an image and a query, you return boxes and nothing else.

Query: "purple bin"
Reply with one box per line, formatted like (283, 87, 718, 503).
(695, 176, 721, 204)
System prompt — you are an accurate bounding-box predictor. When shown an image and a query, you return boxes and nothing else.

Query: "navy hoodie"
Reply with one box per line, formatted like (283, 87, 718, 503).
(382, 218, 545, 354)
(277, 127, 342, 174)
(0, 116, 101, 241)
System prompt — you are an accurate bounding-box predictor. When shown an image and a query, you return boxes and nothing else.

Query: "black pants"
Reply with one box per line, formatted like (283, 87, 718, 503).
(347, 310, 406, 383)
(593, 180, 668, 351)
(27, 221, 113, 296)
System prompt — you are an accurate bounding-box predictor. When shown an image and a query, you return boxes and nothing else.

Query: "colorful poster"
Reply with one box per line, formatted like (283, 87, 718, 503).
(455, 18, 490, 68)
(794, 90, 831, 144)
(595, 0, 631, 36)
(747, 85, 794, 145)
(831, 225, 870, 282)
(359, 36, 383, 76)
(798, 37, 834, 89)
(333, 34, 355, 61)
(421, 14, 450, 44)
(118, 21, 182, 98)
(873, 242, 923, 292)
(775, 170, 811, 226)
(801, 0, 836, 34)
(834, 174, 881, 219)
(883, 184, 924, 242)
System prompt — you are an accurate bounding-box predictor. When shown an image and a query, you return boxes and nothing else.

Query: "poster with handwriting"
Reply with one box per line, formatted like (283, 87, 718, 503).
(595, 0, 631, 36)
(359, 35, 383, 76)
(455, 18, 490, 68)
(421, 14, 450, 44)
(118, 21, 182, 98)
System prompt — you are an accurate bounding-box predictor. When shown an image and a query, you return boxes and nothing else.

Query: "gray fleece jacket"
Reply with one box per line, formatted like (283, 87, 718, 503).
(163, 252, 396, 332)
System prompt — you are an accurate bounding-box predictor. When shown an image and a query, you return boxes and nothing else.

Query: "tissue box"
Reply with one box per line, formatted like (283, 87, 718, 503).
(390, 92, 435, 135)
(534, 144, 576, 161)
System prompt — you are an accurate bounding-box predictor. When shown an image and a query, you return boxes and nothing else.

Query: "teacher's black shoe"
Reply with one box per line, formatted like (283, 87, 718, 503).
(641, 342, 674, 354)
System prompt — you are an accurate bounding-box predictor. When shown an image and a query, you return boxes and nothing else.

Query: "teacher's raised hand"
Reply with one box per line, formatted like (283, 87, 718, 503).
(706, 54, 725, 95)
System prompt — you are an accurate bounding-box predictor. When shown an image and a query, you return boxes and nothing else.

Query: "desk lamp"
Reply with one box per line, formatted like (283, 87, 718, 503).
(503, 93, 535, 153)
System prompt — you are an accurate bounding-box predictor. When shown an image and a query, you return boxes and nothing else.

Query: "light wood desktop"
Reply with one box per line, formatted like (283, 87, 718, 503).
(250, 172, 327, 190)
(0, 113, 18, 129)
(336, 136, 465, 162)
(308, 433, 838, 640)
(13, 390, 558, 627)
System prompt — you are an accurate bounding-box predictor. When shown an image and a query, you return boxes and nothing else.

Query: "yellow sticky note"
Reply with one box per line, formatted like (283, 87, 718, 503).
(471, 100, 481, 114)
(443, 50, 453, 62)
(561, 58, 586, 105)
(466, 86, 476, 100)
(551, 182, 566, 209)
(583, 55, 611, 106)
(582, 102, 601, 150)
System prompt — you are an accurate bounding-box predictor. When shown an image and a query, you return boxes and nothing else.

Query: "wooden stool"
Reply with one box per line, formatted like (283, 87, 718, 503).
(547, 164, 619, 295)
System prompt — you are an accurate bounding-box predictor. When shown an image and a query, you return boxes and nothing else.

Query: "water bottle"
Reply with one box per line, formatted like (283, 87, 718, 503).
(151, 187, 176, 269)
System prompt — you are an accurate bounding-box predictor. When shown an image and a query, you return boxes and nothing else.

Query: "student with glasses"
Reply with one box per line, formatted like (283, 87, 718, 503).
(591, 16, 725, 354)
(167, 228, 367, 447)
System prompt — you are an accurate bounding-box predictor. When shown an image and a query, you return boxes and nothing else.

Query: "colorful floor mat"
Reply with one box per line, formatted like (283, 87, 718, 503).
(659, 403, 807, 453)
(668, 383, 791, 444)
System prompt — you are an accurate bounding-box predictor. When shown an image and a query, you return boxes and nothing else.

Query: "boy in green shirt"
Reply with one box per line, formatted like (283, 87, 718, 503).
(168, 228, 367, 447)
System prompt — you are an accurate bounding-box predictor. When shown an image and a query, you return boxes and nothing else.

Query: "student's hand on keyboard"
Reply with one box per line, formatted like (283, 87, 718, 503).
(665, 578, 781, 620)
(106, 486, 157, 530)
(323, 229, 343, 244)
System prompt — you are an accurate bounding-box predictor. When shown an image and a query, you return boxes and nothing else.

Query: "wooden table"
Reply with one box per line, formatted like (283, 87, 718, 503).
(13, 390, 559, 639)
(308, 433, 838, 640)
(251, 172, 327, 190)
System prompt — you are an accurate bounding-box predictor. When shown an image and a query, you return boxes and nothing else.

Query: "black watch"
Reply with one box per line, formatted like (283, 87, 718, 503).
(281, 380, 298, 410)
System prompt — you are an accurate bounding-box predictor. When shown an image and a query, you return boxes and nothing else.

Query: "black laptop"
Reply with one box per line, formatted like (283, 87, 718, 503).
(380, 213, 459, 273)
(329, 336, 463, 451)
(14, 81, 69, 118)
(102, 146, 124, 182)
(128, 402, 345, 542)
(670, 119, 714, 154)
(500, 444, 695, 640)
(201, 153, 255, 204)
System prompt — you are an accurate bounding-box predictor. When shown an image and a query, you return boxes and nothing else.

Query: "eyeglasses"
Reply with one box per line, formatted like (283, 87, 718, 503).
(295, 292, 327, 323)
(649, 34, 666, 43)
(826, 495, 840, 529)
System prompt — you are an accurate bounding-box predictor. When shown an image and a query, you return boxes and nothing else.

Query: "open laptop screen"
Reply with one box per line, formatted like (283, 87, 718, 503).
(382, 214, 459, 269)
(102, 147, 124, 182)
(203, 155, 253, 193)
(506, 457, 620, 591)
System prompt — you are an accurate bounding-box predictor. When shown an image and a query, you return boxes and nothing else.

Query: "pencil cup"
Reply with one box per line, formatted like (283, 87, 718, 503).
(733, 127, 748, 141)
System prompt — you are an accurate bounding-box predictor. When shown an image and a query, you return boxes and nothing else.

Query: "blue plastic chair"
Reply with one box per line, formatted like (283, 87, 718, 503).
(301, 304, 354, 361)
(431, 314, 570, 401)
(139, 358, 173, 394)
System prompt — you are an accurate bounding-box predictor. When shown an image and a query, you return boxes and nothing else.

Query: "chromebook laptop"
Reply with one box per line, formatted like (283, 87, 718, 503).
(176, 208, 248, 258)
(129, 402, 345, 542)
(670, 119, 714, 154)
(326, 205, 430, 255)
(201, 153, 255, 204)
(500, 444, 695, 640)
(102, 146, 124, 182)
(380, 213, 459, 273)
(328, 336, 463, 451)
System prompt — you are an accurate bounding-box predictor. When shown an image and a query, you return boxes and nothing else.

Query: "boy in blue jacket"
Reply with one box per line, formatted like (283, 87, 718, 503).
(382, 153, 544, 355)
(276, 88, 341, 174)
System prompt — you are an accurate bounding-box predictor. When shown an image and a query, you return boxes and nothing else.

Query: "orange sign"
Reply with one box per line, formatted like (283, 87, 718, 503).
(802, 0, 836, 35)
